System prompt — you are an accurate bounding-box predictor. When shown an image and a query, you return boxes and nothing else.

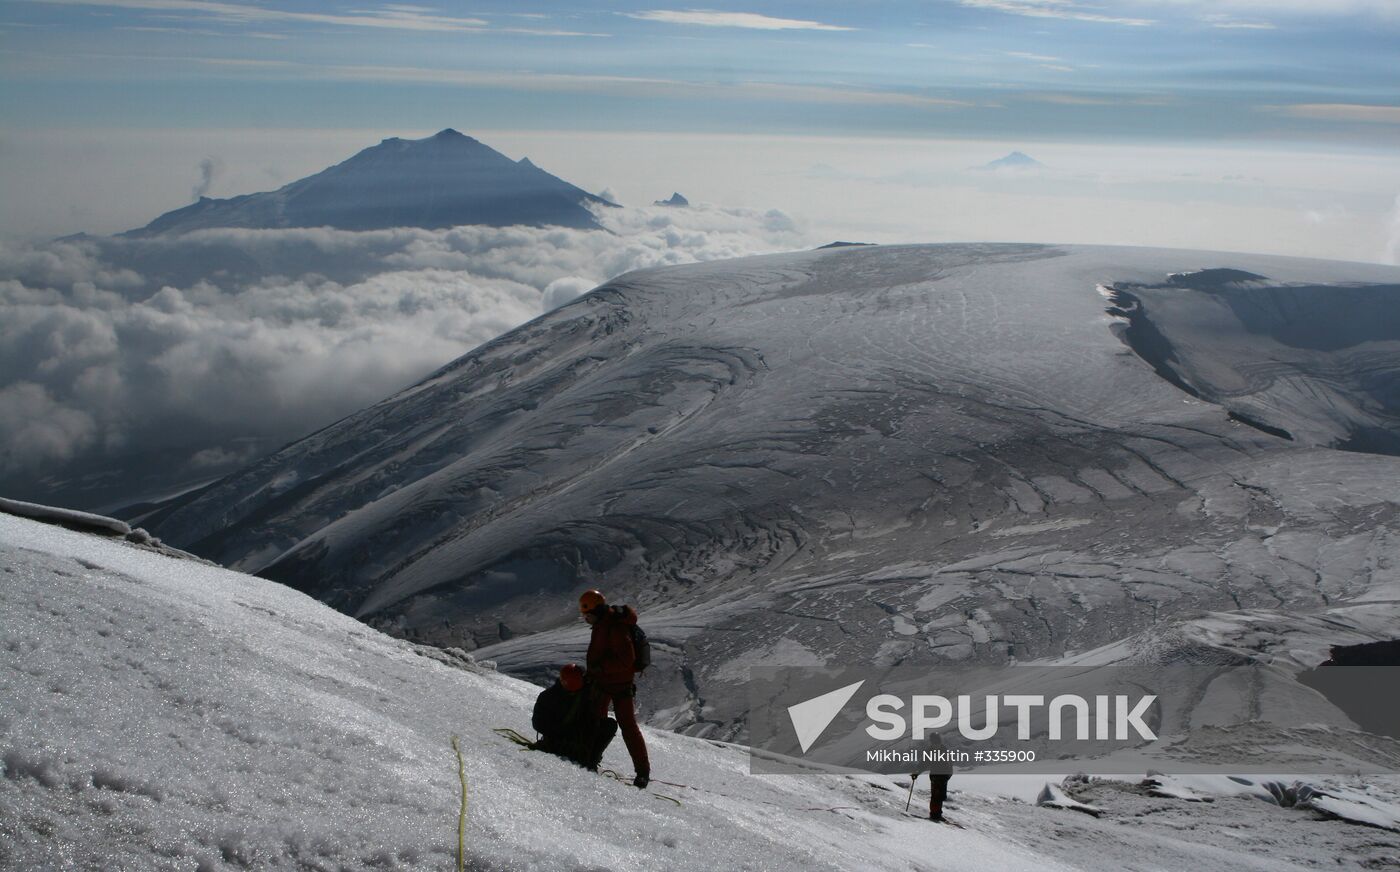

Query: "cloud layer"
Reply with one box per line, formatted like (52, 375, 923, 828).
(0, 204, 810, 501)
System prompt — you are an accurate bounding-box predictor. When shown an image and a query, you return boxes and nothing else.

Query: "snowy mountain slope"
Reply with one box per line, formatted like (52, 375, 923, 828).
(1105, 269, 1400, 454)
(126, 130, 613, 236)
(5, 514, 1399, 871)
(141, 243, 1400, 736)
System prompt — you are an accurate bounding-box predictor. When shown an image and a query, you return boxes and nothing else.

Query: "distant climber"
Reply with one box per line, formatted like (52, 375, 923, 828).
(579, 589, 651, 788)
(914, 732, 956, 821)
(531, 663, 616, 769)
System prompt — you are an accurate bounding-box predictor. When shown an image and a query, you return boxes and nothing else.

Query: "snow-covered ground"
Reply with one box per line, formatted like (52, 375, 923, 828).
(5, 513, 1399, 870)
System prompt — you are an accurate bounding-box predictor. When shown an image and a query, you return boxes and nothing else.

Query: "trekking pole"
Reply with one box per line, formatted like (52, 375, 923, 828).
(904, 776, 916, 813)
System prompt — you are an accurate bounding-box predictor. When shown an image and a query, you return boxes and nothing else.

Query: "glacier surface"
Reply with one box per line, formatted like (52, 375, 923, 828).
(141, 243, 1400, 738)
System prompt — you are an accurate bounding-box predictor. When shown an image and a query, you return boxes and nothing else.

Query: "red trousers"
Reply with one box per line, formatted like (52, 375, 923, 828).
(593, 686, 650, 777)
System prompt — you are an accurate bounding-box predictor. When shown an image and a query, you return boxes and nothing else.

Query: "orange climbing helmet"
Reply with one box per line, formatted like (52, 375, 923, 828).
(579, 588, 606, 614)
(559, 663, 584, 692)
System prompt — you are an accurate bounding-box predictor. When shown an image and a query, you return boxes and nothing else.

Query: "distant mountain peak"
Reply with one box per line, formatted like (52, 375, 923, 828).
(127, 130, 610, 236)
(654, 192, 689, 207)
(976, 151, 1046, 172)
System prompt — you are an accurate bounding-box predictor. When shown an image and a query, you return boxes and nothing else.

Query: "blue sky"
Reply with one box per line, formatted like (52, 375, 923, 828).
(3, 1, 1398, 142)
(3, 1, 1399, 261)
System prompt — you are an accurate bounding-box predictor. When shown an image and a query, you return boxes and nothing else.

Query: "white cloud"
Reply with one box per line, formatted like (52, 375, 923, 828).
(1206, 19, 1276, 29)
(958, 0, 1155, 26)
(0, 382, 97, 471)
(729, 82, 969, 108)
(1022, 92, 1172, 106)
(0, 238, 145, 291)
(0, 205, 812, 481)
(542, 276, 598, 310)
(24, 0, 493, 31)
(160, 59, 973, 109)
(22, 0, 609, 35)
(1301, 203, 1349, 226)
(624, 9, 853, 31)
(117, 24, 224, 35)
(1153, 0, 1399, 17)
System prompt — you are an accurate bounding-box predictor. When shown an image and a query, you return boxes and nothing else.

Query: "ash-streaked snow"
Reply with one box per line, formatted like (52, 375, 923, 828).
(4, 514, 1398, 871)
(140, 243, 1400, 741)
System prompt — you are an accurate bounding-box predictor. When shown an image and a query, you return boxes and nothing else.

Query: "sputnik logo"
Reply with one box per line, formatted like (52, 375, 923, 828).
(787, 680, 865, 753)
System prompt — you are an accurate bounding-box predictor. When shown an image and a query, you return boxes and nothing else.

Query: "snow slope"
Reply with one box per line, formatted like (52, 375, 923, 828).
(5, 514, 1399, 871)
(141, 243, 1400, 737)
(1104, 268, 1400, 453)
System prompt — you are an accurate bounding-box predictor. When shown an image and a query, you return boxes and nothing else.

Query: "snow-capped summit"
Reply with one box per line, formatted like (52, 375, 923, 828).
(126, 129, 614, 236)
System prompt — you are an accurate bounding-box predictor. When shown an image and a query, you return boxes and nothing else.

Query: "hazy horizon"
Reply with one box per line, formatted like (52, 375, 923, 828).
(3, 0, 1399, 262)
(3, 126, 1399, 264)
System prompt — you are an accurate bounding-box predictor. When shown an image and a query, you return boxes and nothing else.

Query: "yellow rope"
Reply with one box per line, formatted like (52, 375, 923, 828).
(450, 735, 467, 872)
(492, 727, 534, 747)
